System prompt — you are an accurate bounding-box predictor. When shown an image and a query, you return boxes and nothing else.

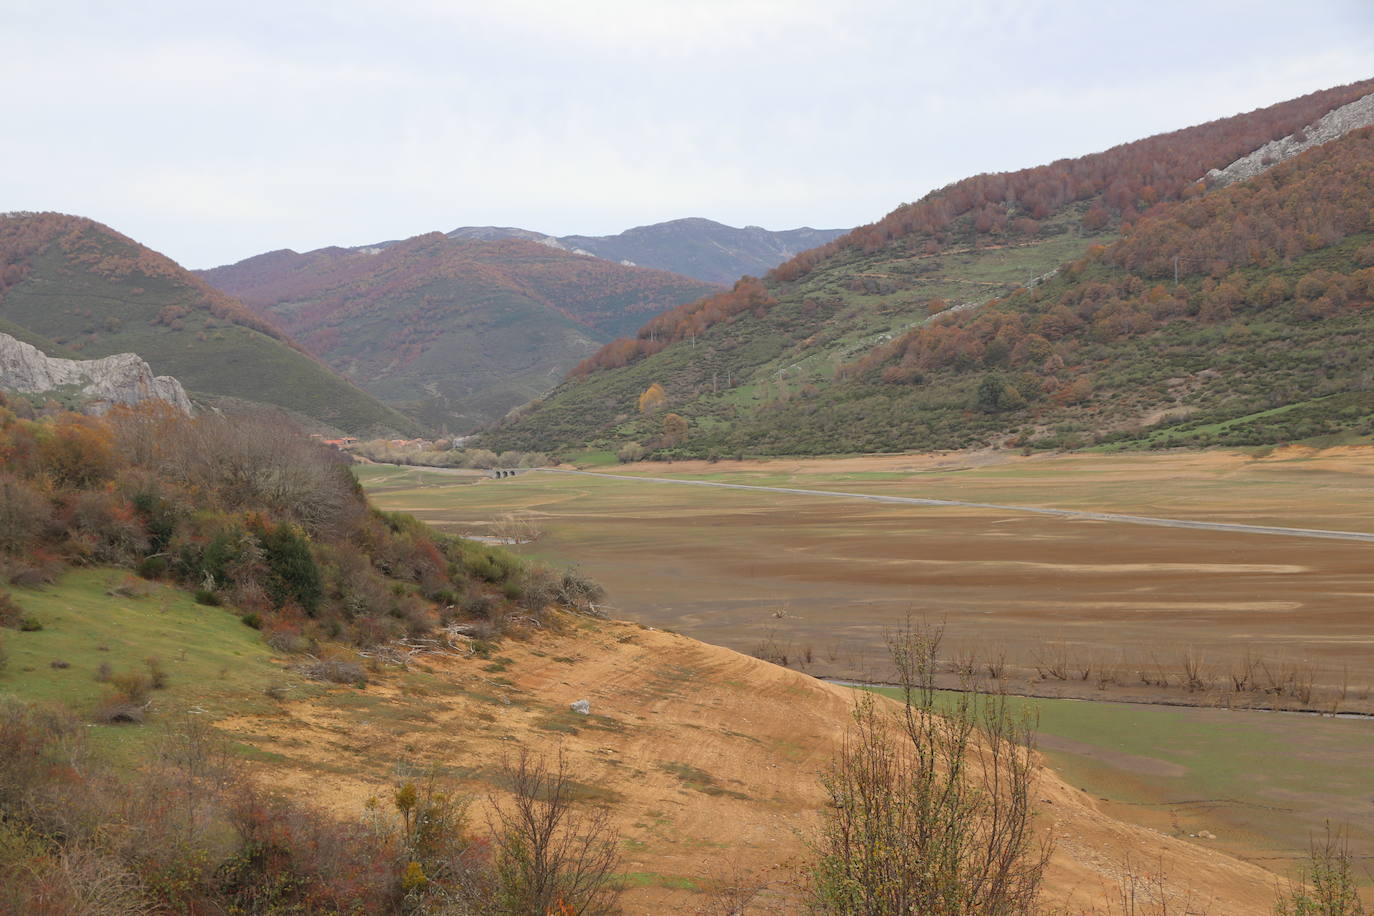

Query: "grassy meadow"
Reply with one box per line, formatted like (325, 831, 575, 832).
(0, 568, 292, 761)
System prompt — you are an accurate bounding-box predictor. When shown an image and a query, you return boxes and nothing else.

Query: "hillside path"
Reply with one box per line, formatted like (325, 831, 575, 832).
(534, 468, 1374, 543)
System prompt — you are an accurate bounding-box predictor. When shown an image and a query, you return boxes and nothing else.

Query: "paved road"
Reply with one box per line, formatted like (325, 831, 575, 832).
(533, 468, 1374, 544)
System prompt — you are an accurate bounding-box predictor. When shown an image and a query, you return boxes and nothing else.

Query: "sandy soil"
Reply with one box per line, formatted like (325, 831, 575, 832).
(221, 619, 1279, 914)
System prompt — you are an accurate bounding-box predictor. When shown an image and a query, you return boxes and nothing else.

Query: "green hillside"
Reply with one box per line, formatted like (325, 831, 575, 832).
(475, 81, 1374, 458)
(199, 234, 720, 433)
(0, 213, 418, 435)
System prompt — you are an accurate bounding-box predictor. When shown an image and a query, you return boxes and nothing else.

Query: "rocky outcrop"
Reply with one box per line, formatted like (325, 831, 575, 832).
(0, 332, 192, 415)
(1206, 92, 1374, 187)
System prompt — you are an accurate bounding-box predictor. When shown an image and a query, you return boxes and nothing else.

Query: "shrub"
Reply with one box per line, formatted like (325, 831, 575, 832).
(616, 442, 646, 463)
(145, 657, 169, 690)
(258, 523, 323, 616)
(137, 555, 168, 580)
(461, 594, 494, 620)
(110, 671, 153, 700)
(0, 590, 25, 628)
(37, 418, 117, 489)
(517, 567, 558, 614)
(61, 489, 148, 565)
(491, 749, 621, 915)
(193, 588, 220, 606)
(94, 670, 154, 724)
(265, 628, 311, 655)
(0, 475, 50, 555)
(297, 658, 367, 686)
(554, 569, 604, 613)
(1274, 824, 1369, 916)
(810, 620, 1049, 915)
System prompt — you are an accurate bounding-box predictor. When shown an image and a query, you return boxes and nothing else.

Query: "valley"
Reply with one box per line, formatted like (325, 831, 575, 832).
(4, 50, 1374, 913)
(356, 447, 1374, 883)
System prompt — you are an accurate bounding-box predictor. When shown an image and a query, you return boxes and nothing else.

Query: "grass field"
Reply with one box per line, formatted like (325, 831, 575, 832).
(356, 446, 1374, 874)
(0, 568, 290, 761)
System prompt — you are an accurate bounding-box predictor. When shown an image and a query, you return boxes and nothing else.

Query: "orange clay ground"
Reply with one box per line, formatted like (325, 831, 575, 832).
(218, 615, 1280, 913)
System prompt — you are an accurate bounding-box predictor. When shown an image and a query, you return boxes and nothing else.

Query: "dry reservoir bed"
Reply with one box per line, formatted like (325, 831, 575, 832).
(356, 447, 1374, 871)
(359, 448, 1374, 704)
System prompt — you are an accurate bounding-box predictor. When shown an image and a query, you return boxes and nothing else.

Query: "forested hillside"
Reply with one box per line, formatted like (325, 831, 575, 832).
(476, 80, 1374, 458)
(0, 214, 416, 435)
(201, 235, 719, 432)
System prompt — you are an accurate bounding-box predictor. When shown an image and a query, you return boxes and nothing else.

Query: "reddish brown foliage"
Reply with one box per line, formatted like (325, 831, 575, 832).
(570, 277, 777, 377)
(769, 80, 1374, 284)
(0, 212, 292, 346)
(201, 235, 717, 372)
(1111, 127, 1374, 279)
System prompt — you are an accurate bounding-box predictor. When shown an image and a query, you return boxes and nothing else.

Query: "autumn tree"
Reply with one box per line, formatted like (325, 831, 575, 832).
(637, 382, 667, 413)
(661, 412, 688, 446)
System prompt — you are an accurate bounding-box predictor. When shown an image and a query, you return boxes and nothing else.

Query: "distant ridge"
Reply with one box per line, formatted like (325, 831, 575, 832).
(446, 218, 849, 284)
(199, 234, 720, 432)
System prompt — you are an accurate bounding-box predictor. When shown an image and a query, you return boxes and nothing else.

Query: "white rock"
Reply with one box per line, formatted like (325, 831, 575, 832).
(0, 332, 192, 415)
(1205, 92, 1374, 188)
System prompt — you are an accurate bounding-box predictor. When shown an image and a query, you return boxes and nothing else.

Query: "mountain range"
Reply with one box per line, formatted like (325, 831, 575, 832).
(475, 79, 1374, 459)
(198, 234, 721, 432)
(445, 218, 848, 285)
(9, 82, 1373, 456)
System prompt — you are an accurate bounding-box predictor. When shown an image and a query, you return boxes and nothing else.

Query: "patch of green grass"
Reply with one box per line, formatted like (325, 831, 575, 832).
(0, 568, 290, 761)
(857, 685, 1374, 855)
(615, 872, 701, 892)
(533, 708, 625, 736)
(570, 449, 618, 468)
(658, 762, 749, 800)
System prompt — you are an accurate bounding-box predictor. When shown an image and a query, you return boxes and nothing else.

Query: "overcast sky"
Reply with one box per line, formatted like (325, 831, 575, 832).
(3, 1, 1372, 269)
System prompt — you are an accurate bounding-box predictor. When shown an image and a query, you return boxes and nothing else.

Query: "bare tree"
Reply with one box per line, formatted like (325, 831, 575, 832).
(491, 748, 621, 916)
(810, 620, 1050, 915)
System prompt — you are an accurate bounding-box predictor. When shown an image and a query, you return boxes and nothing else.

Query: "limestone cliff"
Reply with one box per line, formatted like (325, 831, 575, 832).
(1206, 91, 1374, 187)
(0, 332, 192, 415)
